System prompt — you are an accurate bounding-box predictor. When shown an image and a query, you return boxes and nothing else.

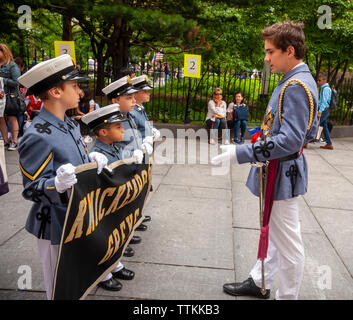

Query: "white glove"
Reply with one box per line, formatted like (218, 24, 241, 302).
(133, 149, 144, 164)
(54, 163, 77, 193)
(143, 135, 154, 145)
(141, 142, 153, 156)
(89, 152, 108, 174)
(211, 145, 238, 165)
(152, 127, 160, 140)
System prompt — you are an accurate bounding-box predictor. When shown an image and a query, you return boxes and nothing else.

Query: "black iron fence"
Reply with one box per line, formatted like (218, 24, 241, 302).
(96, 62, 353, 126)
(10, 45, 353, 126)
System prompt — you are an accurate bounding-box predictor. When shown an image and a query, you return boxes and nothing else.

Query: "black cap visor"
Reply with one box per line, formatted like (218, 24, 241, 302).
(89, 112, 128, 131)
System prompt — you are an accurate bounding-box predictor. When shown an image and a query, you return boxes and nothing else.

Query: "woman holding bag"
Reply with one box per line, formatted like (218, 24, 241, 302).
(0, 43, 22, 151)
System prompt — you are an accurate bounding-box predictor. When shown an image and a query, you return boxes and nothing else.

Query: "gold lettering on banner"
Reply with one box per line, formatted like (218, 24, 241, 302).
(86, 191, 95, 236)
(135, 174, 143, 194)
(64, 197, 87, 243)
(98, 208, 141, 265)
(94, 188, 101, 227)
(120, 221, 126, 244)
(65, 168, 149, 243)
(126, 213, 133, 232)
(98, 234, 114, 265)
(117, 181, 133, 211)
(98, 187, 116, 221)
(111, 228, 121, 257)
(134, 208, 140, 224)
(105, 184, 126, 216)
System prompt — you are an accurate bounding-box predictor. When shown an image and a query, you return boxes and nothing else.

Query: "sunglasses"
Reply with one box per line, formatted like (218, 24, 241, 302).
(214, 93, 222, 95)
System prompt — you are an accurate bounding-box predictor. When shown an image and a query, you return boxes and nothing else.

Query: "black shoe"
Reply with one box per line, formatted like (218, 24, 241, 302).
(150, 185, 153, 192)
(223, 278, 270, 299)
(129, 235, 142, 244)
(123, 245, 134, 257)
(136, 223, 148, 231)
(143, 215, 151, 223)
(112, 267, 135, 280)
(98, 277, 122, 291)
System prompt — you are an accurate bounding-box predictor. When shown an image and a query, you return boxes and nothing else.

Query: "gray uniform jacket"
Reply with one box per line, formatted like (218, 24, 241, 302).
(236, 64, 318, 201)
(90, 138, 122, 164)
(19, 107, 90, 245)
(130, 104, 153, 139)
(114, 112, 142, 159)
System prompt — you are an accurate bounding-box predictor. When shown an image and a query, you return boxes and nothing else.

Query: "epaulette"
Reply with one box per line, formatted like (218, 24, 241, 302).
(278, 79, 314, 131)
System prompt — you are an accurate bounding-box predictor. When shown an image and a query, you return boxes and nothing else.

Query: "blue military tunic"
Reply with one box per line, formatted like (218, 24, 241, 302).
(19, 107, 90, 245)
(236, 64, 319, 201)
(129, 104, 153, 139)
(90, 138, 122, 164)
(114, 112, 143, 159)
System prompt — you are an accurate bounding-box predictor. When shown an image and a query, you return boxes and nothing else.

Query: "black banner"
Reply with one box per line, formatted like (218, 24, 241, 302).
(52, 158, 152, 300)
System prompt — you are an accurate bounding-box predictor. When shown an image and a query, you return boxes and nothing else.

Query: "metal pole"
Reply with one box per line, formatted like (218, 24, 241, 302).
(185, 77, 192, 123)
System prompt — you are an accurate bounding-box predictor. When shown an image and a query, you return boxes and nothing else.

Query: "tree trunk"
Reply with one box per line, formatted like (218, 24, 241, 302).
(62, 15, 73, 41)
(109, 21, 132, 80)
(336, 59, 349, 90)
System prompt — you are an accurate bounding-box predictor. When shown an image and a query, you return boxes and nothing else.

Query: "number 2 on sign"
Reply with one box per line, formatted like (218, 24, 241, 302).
(190, 61, 196, 70)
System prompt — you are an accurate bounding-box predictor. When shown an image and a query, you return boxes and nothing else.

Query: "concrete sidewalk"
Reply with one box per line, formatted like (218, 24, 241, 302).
(0, 137, 353, 300)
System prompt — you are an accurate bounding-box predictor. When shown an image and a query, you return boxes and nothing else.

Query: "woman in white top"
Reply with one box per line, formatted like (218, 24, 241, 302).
(205, 88, 230, 144)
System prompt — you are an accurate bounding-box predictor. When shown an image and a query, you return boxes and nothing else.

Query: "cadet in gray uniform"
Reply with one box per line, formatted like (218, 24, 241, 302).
(82, 104, 138, 292)
(130, 75, 161, 141)
(18, 55, 109, 299)
(212, 21, 318, 300)
(102, 77, 153, 230)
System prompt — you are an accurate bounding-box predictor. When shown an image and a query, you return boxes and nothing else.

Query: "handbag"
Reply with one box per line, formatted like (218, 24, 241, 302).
(4, 92, 26, 116)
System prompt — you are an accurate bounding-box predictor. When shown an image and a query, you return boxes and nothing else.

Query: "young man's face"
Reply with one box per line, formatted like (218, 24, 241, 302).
(264, 39, 292, 74)
(135, 90, 151, 103)
(106, 122, 125, 142)
(98, 122, 125, 144)
(112, 94, 136, 112)
(57, 80, 81, 109)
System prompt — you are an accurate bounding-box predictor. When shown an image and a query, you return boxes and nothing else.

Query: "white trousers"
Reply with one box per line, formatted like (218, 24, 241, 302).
(249, 197, 305, 300)
(37, 239, 59, 300)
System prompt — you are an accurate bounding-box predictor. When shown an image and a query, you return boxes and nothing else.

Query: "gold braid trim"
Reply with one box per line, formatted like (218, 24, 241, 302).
(278, 79, 314, 131)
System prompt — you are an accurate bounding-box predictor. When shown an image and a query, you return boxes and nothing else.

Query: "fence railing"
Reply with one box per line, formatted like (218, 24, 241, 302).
(12, 46, 353, 126)
(126, 63, 353, 126)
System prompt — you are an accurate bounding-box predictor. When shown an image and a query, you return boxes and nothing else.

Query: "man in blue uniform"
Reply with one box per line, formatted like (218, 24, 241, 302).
(212, 21, 318, 300)
(17, 54, 111, 299)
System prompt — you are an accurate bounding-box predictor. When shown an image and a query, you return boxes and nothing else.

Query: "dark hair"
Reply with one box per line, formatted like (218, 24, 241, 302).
(261, 20, 306, 60)
(14, 56, 26, 72)
(234, 91, 244, 104)
(93, 122, 114, 137)
(80, 87, 93, 114)
(37, 82, 66, 101)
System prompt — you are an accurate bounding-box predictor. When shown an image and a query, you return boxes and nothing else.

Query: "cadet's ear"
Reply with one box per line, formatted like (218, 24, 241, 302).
(47, 86, 62, 99)
(286, 45, 296, 58)
(98, 128, 108, 137)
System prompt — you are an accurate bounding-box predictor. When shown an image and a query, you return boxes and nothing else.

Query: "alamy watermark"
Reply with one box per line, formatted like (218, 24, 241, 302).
(17, 5, 32, 30)
(317, 5, 332, 29)
(17, 265, 32, 290)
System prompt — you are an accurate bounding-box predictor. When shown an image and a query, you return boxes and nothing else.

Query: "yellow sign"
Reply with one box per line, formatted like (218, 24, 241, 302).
(184, 54, 201, 78)
(54, 41, 76, 65)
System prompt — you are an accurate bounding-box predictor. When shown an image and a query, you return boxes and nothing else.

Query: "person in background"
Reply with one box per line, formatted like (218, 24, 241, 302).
(0, 43, 22, 151)
(205, 88, 230, 145)
(317, 74, 333, 150)
(227, 92, 249, 144)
